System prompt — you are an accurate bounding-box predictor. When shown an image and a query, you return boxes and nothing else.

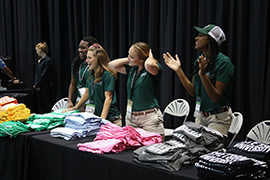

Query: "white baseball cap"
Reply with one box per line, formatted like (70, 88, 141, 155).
(194, 24, 226, 46)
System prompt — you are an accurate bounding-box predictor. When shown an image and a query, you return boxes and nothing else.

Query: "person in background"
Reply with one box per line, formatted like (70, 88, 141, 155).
(0, 57, 19, 84)
(33, 42, 54, 114)
(163, 24, 234, 141)
(64, 44, 122, 126)
(109, 42, 164, 135)
(68, 36, 98, 110)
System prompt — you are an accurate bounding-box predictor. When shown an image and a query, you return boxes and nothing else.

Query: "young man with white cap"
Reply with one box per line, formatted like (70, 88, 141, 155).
(163, 24, 234, 141)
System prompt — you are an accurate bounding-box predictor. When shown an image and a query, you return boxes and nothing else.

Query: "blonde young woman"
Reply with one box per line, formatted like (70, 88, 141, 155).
(33, 42, 53, 114)
(109, 42, 164, 135)
(64, 44, 121, 126)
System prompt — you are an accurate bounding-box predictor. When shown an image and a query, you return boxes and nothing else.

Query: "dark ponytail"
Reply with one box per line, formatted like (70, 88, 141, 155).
(191, 36, 220, 85)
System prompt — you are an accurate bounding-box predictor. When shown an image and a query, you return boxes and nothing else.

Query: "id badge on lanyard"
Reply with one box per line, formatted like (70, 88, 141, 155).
(193, 96, 202, 118)
(126, 69, 138, 120)
(85, 104, 95, 114)
(85, 81, 95, 114)
(126, 99, 133, 120)
(194, 75, 203, 118)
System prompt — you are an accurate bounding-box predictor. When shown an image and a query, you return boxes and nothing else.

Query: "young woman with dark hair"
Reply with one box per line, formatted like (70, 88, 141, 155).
(163, 24, 235, 138)
(68, 36, 98, 110)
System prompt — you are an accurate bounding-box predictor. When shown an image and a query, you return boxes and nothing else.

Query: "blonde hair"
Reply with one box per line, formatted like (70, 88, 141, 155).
(131, 42, 150, 61)
(88, 44, 117, 83)
(36, 42, 49, 54)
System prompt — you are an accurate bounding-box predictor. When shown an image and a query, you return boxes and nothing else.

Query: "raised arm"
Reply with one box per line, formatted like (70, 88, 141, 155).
(144, 49, 159, 75)
(163, 52, 195, 97)
(109, 58, 129, 74)
(198, 55, 229, 103)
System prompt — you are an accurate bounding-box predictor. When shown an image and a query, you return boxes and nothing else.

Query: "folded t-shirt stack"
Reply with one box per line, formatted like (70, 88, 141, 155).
(0, 120, 29, 137)
(77, 122, 162, 154)
(0, 103, 31, 122)
(227, 141, 270, 164)
(50, 112, 106, 140)
(133, 121, 224, 172)
(226, 141, 270, 178)
(195, 151, 268, 180)
(133, 139, 189, 172)
(0, 96, 17, 108)
(0, 96, 17, 123)
(0, 96, 30, 123)
(26, 109, 78, 131)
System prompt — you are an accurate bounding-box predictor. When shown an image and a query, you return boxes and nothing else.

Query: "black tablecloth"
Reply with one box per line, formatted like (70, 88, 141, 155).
(0, 131, 50, 180)
(0, 132, 199, 180)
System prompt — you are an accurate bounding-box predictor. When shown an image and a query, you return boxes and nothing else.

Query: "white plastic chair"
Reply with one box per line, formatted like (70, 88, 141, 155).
(51, 97, 69, 111)
(227, 112, 243, 146)
(246, 120, 270, 144)
(163, 98, 190, 137)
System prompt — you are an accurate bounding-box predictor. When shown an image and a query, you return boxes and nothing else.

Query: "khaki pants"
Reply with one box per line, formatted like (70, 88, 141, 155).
(195, 107, 233, 136)
(126, 108, 164, 134)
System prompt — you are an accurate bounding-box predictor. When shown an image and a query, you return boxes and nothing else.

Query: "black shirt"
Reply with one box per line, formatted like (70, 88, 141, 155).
(34, 55, 53, 87)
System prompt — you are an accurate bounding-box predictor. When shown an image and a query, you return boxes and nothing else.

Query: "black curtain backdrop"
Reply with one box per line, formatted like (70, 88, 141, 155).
(0, 0, 270, 141)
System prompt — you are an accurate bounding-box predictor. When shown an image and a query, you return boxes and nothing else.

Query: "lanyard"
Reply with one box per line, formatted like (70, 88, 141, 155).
(89, 76, 95, 103)
(197, 75, 202, 97)
(130, 67, 143, 100)
(194, 75, 202, 117)
(79, 64, 89, 82)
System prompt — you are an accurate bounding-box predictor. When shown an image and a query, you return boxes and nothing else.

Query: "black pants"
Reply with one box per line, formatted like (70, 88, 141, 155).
(35, 82, 53, 114)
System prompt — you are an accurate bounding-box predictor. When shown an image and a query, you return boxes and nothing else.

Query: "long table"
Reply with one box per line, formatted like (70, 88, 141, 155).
(0, 131, 198, 180)
(0, 131, 49, 180)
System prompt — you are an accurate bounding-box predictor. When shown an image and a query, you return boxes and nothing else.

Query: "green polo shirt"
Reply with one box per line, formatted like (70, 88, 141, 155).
(71, 60, 90, 98)
(125, 63, 162, 111)
(86, 70, 120, 119)
(71, 60, 90, 89)
(193, 52, 234, 112)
